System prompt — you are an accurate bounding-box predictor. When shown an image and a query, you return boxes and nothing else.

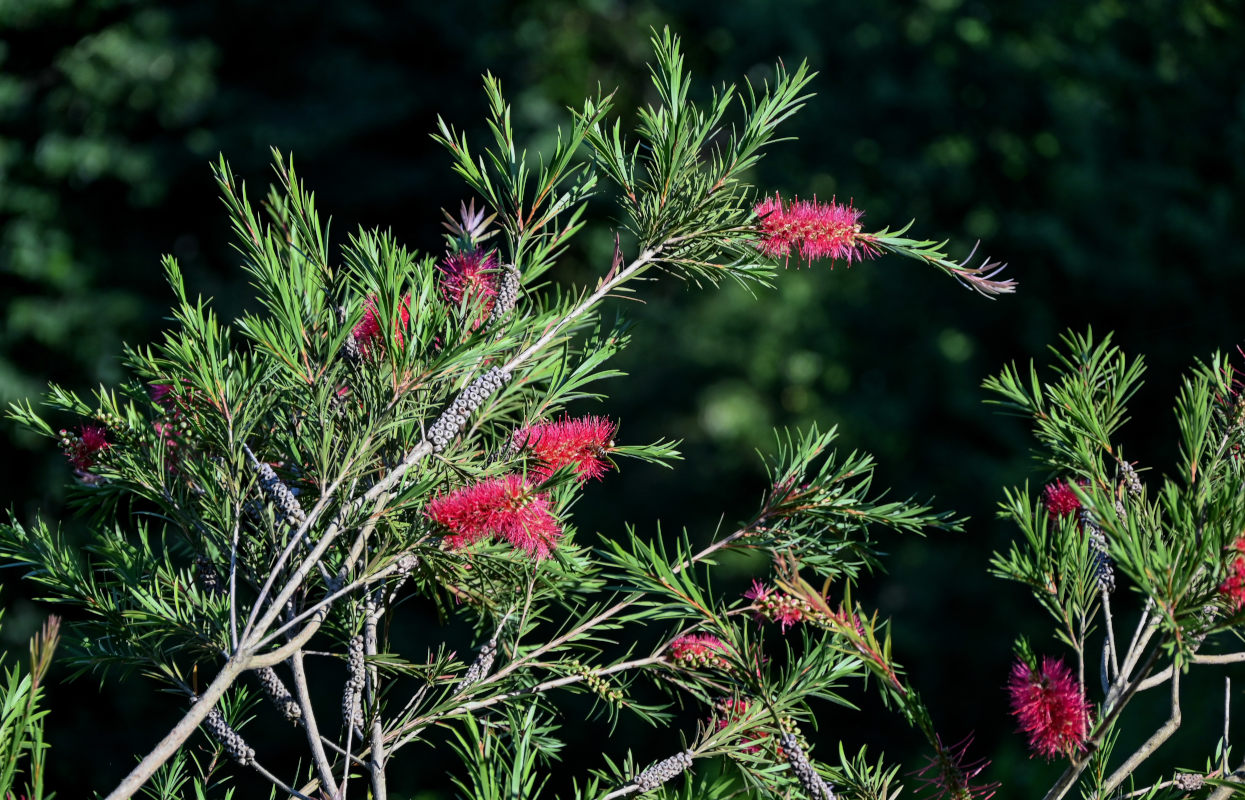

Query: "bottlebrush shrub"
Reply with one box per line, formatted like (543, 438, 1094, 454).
(987, 330, 1245, 799)
(4, 31, 1014, 800)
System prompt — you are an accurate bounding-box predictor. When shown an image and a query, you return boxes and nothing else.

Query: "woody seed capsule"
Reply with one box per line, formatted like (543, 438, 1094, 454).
(780, 733, 835, 800)
(343, 634, 365, 737)
(1081, 511, 1115, 593)
(632, 749, 693, 793)
(244, 445, 306, 528)
(196, 696, 256, 766)
(1120, 461, 1142, 496)
(426, 367, 510, 452)
(454, 638, 497, 693)
(256, 666, 302, 722)
(487, 264, 521, 326)
(195, 556, 223, 596)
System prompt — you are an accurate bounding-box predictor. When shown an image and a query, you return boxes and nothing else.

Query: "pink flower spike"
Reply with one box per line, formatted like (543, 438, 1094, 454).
(1219, 545, 1245, 611)
(744, 581, 806, 633)
(439, 249, 499, 326)
(62, 424, 110, 472)
(353, 294, 412, 356)
(513, 415, 617, 482)
(1007, 656, 1092, 760)
(754, 193, 879, 267)
(667, 633, 731, 670)
(912, 734, 998, 800)
(1043, 480, 1083, 519)
(425, 474, 562, 560)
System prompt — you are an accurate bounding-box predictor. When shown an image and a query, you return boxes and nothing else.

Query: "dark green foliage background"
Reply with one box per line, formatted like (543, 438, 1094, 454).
(1, 0, 1242, 795)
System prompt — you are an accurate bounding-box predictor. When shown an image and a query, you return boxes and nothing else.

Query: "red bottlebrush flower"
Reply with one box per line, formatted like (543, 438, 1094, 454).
(425, 474, 562, 559)
(1043, 480, 1083, 518)
(512, 415, 617, 482)
(912, 734, 999, 800)
(353, 294, 412, 357)
(439, 249, 499, 325)
(1219, 537, 1245, 611)
(754, 193, 879, 266)
(744, 580, 807, 633)
(1007, 657, 1092, 760)
(150, 382, 176, 410)
(667, 633, 731, 670)
(61, 424, 110, 472)
(713, 697, 766, 754)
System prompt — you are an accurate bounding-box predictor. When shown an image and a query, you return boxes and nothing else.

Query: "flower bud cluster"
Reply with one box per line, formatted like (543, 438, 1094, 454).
(256, 666, 301, 722)
(779, 733, 835, 800)
(196, 697, 255, 766)
(745, 581, 829, 633)
(343, 634, 365, 737)
(631, 750, 693, 793)
(666, 634, 732, 670)
(59, 424, 110, 474)
(565, 658, 624, 704)
(427, 366, 510, 452)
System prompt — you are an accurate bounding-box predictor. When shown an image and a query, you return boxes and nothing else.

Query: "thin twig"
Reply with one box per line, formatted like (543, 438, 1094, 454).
(253, 759, 315, 800)
(291, 649, 337, 798)
(365, 589, 387, 800)
(229, 511, 241, 650)
(1102, 587, 1119, 679)
(1100, 661, 1182, 795)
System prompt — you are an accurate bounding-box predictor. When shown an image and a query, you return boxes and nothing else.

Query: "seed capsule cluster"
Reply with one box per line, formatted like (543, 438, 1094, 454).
(454, 638, 497, 694)
(245, 446, 306, 528)
(780, 733, 835, 800)
(195, 556, 223, 596)
(488, 264, 520, 326)
(197, 697, 255, 766)
(343, 634, 366, 737)
(1081, 511, 1116, 593)
(631, 750, 693, 793)
(257, 666, 302, 722)
(1173, 773, 1205, 791)
(1120, 461, 1142, 497)
(426, 367, 510, 452)
(341, 329, 364, 363)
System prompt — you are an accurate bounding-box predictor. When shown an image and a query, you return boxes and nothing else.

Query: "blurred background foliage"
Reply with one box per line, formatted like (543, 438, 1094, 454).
(1, 0, 1242, 795)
